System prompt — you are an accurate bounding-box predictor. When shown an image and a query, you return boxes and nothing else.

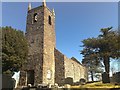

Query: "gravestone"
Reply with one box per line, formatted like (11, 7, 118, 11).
(102, 72, 110, 83)
(65, 77, 73, 85)
(112, 72, 120, 84)
(79, 78, 86, 85)
(2, 74, 16, 90)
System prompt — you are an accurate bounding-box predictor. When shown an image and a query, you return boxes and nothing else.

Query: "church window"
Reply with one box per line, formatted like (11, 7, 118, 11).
(48, 15, 52, 25)
(34, 13, 38, 22)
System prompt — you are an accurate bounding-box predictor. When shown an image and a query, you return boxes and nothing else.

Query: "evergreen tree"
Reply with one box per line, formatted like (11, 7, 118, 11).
(81, 48, 104, 81)
(81, 27, 120, 83)
(2, 26, 28, 75)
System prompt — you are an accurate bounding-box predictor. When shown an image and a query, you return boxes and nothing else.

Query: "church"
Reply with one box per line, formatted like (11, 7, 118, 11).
(19, 1, 87, 87)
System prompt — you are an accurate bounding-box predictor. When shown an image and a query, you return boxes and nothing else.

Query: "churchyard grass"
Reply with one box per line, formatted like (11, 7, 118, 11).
(71, 82, 120, 89)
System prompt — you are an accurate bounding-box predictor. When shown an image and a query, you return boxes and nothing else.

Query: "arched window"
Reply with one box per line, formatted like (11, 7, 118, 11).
(34, 13, 37, 22)
(48, 15, 52, 25)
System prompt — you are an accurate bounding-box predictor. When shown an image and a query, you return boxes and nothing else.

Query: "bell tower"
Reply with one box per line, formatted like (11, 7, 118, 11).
(20, 1, 56, 86)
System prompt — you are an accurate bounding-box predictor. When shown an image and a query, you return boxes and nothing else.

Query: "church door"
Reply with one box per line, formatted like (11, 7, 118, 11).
(27, 70, 34, 85)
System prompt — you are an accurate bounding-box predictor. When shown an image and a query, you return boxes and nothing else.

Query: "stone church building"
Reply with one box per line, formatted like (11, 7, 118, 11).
(19, 2, 87, 86)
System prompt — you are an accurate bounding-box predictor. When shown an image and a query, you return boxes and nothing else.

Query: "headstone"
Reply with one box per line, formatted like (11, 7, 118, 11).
(65, 77, 73, 85)
(2, 74, 16, 90)
(102, 72, 110, 83)
(112, 72, 120, 84)
(79, 78, 86, 85)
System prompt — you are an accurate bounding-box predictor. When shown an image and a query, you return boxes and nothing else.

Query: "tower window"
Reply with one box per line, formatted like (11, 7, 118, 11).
(48, 15, 52, 25)
(34, 13, 38, 22)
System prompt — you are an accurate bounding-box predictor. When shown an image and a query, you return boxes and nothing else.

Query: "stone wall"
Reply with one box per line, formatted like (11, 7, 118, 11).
(64, 56, 87, 83)
(26, 6, 44, 85)
(42, 6, 55, 85)
(54, 48, 87, 85)
(54, 48, 65, 86)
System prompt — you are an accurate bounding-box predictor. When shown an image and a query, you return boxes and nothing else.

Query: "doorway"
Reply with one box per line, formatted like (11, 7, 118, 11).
(27, 70, 34, 85)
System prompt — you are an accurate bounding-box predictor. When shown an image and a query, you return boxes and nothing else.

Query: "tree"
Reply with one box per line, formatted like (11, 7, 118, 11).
(81, 27, 120, 83)
(2, 26, 28, 75)
(81, 48, 104, 82)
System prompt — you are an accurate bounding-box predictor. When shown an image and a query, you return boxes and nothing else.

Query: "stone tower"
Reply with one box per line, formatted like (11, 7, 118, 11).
(19, 1, 56, 86)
